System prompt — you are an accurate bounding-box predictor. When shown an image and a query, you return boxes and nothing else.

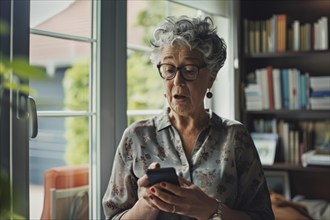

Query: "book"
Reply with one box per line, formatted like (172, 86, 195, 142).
(279, 120, 290, 163)
(261, 20, 267, 53)
(267, 66, 275, 110)
(319, 16, 328, 50)
(292, 20, 300, 51)
(294, 69, 301, 109)
(252, 133, 279, 165)
(281, 69, 290, 109)
(255, 20, 261, 54)
(302, 150, 330, 167)
(288, 69, 296, 109)
(272, 68, 282, 109)
(244, 19, 249, 54)
(256, 68, 269, 109)
(300, 73, 307, 109)
(310, 76, 330, 91)
(269, 15, 277, 52)
(249, 20, 255, 54)
(277, 14, 287, 52)
(244, 84, 263, 110)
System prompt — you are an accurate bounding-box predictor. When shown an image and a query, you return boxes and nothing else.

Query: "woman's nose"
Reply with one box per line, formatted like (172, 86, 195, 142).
(173, 70, 185, 86)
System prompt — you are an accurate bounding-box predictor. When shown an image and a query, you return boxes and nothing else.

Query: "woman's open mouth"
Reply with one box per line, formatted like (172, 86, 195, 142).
(174, 94, 186, 99)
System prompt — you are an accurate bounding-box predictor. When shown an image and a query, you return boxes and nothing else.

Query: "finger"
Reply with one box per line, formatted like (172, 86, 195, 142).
(142, 195, 158, 209)
(158, 182, 182, 197)
(137, 174, 149, 187)
(138, 162, 160, 187)
(178, 176, 192, 187)
(148, 192, 176, 213)
(148, 162, 160, 169)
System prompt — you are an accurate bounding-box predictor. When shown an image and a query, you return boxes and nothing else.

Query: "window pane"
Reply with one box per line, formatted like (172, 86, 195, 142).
(30, 35, 90, 111)
(127, 1, 167, 125)
(29, 116, 90, 219)
(168, 2, 199, 17)
(127, 1, 166, 46)
(30, 0, 92, 38)
(127, 50, 165, 125)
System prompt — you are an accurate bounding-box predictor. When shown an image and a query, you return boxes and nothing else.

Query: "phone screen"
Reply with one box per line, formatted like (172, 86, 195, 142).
(147, 167, 179, 186)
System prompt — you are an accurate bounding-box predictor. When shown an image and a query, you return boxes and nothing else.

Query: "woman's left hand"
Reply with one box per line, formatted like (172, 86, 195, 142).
(148, 176, 218, 220)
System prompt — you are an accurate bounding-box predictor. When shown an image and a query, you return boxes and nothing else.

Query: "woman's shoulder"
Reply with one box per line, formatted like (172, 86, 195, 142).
(126, 118, 155, 132)
(212, 112, 244, 128)
(124, 111, 167, 134)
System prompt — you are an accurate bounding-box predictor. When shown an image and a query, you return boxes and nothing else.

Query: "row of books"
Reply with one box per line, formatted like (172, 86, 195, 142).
(309, 76, 330, 110)
(251, 119, 329, 165)
(244, 67, 330, 110)
(244, 15, 328, 54)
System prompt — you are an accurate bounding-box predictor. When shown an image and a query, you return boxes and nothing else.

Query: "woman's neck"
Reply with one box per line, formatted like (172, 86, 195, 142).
(169, 109, 210, 133)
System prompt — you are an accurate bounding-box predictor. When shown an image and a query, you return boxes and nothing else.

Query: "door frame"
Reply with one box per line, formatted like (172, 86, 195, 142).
(0, 0, 30, 217)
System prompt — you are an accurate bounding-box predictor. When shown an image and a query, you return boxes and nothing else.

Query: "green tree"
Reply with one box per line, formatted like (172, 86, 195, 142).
(127, 1, 166, 124)
(127, 51, 164, 124)
(62, 59, 89, 165)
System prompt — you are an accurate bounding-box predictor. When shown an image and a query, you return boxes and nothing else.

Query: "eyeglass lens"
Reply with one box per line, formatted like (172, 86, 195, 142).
(159, 64, 199, 80)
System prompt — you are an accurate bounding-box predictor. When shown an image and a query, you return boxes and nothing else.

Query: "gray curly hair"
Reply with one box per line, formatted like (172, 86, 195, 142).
(150, 15, 227, 79)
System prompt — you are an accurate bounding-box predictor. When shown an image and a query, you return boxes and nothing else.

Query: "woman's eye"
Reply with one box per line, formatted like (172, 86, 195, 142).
(183, 67, 196, 74)
(165, 67, 176, 73)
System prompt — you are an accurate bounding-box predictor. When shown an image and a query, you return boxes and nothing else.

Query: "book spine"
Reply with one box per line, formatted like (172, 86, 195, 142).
(267, 66, 275, 110)
(281, 69, 290, 109)
(273, 68, 282, 109)
(261, 68, 270, 109)
(293, 20, 300, 51)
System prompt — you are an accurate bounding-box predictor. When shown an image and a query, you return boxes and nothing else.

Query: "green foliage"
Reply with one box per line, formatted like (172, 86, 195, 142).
(63, 59, 89, 110)
(64, 117, 89, 165)
(63, 59, 89, 165)
(127, 51, 164, 109)
(0, 169, 25, 219)
(135, 0, 166, 45)
(0, 20, 9, 35)
(0, 20, 46, 95)
(127, 51, 165, 124)
(0, 56, 46, 95)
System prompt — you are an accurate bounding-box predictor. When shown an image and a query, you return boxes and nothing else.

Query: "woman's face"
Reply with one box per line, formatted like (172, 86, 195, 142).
(160, 45, 214, 117)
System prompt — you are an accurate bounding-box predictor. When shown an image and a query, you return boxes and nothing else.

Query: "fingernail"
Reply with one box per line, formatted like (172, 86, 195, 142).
(149, 195, 154, 200)
(150, 187, 155, 193)
(155, 163, 160, 169)
(160, 182, 166, 187)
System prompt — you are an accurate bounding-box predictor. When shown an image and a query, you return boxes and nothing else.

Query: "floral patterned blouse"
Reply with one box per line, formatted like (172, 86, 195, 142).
(102, 109, 274, 220)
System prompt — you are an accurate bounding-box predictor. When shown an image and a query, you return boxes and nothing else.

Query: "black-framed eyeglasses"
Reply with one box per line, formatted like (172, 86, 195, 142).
(157, 63, 207, 81)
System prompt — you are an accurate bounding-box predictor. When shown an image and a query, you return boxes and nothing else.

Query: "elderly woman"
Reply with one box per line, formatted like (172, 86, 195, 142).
(103, 15, 274, 220)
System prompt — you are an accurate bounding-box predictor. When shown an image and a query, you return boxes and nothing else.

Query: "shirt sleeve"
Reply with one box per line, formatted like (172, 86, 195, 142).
(232, 125, 275, 220)
(102, 129, 139, 219)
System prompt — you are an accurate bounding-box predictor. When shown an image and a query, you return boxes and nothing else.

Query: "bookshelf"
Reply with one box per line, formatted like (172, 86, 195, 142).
(237, 0, 330, 200)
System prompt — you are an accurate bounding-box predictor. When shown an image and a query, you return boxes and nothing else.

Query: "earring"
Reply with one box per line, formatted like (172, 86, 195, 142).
(206, 88, 213, 99)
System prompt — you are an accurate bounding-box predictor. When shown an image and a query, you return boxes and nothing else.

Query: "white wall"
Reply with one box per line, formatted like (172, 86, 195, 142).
(211, 16, 235, 120)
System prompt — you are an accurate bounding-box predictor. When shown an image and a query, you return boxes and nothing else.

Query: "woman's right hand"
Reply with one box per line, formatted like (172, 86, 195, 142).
(137, 162, 161, 209)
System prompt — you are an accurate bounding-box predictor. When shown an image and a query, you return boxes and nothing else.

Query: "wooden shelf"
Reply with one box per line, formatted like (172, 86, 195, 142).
(263, 163, 330, 172)
(244, 110, 330, 120)
(245, 50, 330, 59)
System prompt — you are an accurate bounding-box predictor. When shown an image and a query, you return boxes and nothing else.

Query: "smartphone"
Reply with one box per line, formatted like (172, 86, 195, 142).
(147, 167, 179, 186)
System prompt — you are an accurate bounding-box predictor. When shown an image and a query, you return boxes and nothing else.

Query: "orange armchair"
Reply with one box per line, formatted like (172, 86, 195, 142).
(40, 164, 89, 220)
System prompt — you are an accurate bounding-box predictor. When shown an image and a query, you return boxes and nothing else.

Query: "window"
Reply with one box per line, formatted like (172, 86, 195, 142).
(29, 0, 95, 218)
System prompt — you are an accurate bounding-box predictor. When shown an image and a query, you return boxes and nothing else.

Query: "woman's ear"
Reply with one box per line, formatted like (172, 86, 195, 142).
(208, 75, 216, 88)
